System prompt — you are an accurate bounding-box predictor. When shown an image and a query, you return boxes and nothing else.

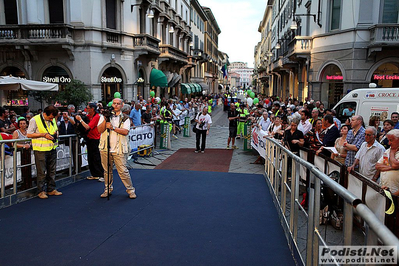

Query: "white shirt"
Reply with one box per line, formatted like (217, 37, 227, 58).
(355, 140, 385, 179)
(258, 117, 271, 131)
(196, 113, 212, 130)
(298, 119, 312, 135)
(379, 148, 399, 193)
(98, 113, 131, 153)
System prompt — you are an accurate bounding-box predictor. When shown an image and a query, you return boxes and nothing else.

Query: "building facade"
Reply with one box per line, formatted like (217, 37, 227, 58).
(229, 62, 253, 90)
(255, 0, 399, 107)
(0, 0, 224, 110)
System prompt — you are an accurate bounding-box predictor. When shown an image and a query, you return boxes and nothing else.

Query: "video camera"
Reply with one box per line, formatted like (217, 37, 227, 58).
(102, 106, 115, 122)
(50, 133, 58, 143)
(199, 121, 205, 128)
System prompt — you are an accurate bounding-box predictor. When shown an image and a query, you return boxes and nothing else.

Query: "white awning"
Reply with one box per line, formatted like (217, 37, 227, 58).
(0, 76, 59, 91)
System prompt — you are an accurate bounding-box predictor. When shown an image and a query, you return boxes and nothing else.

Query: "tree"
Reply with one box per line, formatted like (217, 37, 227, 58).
(55, 79, 93, 109)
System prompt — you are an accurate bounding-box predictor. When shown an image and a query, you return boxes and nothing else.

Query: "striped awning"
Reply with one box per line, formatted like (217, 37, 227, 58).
(180, 83, 192, 94)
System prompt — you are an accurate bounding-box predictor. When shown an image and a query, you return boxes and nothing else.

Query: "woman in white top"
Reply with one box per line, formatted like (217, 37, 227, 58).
(194, 107, 212, 153)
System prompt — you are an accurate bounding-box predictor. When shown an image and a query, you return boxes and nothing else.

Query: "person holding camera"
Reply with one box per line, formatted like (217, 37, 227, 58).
(194, 107, 212, 153)
(97, 98, 136, 199)
(27, 105, 63, 199)
(76, 103, 104, 181)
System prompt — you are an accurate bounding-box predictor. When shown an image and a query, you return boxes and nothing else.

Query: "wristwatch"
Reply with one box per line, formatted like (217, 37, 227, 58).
(112, 125, 116, 130)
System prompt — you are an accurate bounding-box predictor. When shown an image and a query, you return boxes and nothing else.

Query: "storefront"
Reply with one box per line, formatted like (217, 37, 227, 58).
(0, 66, 28, 108)
(371, 62, 399, 88)
(320, 64, 344, 108)
(42, 66, 72, 91)
(101, 67, 123, 102)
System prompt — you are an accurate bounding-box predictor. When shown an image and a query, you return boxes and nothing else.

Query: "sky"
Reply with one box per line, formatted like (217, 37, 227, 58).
(200, 0, 267, 68)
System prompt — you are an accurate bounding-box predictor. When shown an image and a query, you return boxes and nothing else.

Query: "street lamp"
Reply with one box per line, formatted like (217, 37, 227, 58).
(275, 42, 281, 50)
(290, 20, 298, 30)
(147, 9, 154, 18)
(169, 25, 174, 33)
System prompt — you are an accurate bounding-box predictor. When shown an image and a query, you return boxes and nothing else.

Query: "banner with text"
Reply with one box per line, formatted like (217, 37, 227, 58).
(129, 125, 155, 150)
(251, 127, 268, 159)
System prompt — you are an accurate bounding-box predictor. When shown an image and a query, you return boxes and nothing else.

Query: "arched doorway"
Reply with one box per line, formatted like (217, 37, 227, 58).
(42, 66, 72, 91)
(371, 62, 399, 87)
(137, 69, 145, 99)
(101, 67, 123, 102)
(320, 64, 344, 108)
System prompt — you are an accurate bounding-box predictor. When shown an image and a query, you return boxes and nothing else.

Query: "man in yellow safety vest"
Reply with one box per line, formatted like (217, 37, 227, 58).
(27, 105, 63, 199)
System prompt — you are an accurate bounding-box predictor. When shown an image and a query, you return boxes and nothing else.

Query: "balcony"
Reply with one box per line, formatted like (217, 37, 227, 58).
(133, 34, 160, 55)
(0, 24, 73, 45)
(369, 24, 399, 47)
(159, 44, 188, 64)
(286, 36, 312, 61)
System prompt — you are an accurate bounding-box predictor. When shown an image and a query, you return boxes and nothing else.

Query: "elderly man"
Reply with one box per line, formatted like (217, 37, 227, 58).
(347, 127, 385, 181)
(376, 129, 399, 194)
(97, 98, 136, 199)
(344, 115, 366, 167)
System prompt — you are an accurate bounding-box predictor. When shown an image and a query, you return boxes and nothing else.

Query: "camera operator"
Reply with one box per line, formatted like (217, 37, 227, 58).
(27, 105, 63, 199)
(97, 98, 136, 199)
(76, 103, 104, 181)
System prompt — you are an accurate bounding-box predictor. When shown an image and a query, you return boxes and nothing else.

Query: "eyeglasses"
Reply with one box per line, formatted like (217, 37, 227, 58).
(365, 133, 374, 137)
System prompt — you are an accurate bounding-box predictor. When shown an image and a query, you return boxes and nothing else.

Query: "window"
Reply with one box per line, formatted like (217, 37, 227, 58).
(4, 0, 18, 24)
(106, 0, 116, 29)
(49, 0, 64, 23)
(382, 0, 399, 23)
(330, 0, 341, 31)
(194, 35, 198, 49)
(335, 101, 357, 124)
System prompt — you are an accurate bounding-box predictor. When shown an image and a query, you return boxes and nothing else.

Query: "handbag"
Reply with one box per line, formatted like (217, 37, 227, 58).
(192, 123, 197, 133)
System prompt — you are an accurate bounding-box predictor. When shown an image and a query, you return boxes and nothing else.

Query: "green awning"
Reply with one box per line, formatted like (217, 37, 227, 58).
(150, 68, 168, 88)
(194, 83, 201, 93)
(181, 83, 191, 94)
(188, 83, 197, 93)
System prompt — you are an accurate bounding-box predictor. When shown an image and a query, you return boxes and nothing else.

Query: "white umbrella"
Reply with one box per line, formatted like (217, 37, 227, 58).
(0, 76, 59, 91)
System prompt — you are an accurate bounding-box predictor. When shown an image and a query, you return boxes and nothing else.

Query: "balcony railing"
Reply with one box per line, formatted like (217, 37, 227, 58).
(159, 44, 188, 63)
(369, 24, 399, 45)
(133, 34, 160, 54)
(286, 36, 312, 59)
(0, 24, 73, 40)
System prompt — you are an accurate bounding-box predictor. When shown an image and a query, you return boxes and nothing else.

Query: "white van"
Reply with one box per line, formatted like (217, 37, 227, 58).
(332, 87, 399, 126)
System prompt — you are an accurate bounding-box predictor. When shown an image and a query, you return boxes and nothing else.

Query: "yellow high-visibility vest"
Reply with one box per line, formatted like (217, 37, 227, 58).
(31, 114, 58, 151)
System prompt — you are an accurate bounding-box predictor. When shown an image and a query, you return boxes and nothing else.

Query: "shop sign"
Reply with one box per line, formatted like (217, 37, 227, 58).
(101, 76, 123, 83)
(43, 76, 71, 83)
(326, 75, 343, 80)
(373, 74, 399, 80)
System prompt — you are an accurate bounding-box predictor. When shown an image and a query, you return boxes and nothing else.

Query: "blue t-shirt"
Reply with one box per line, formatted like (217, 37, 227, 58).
(130, 108, 141, 126)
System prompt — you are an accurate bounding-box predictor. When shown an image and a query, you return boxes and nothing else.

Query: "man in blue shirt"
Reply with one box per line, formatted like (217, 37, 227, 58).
(130, 103, 141, 127)
(391, 112, 399, 129)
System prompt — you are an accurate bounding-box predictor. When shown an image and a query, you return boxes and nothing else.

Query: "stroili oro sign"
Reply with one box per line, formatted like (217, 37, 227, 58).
(101, 76, 123, 83)
(43, 76, 71, 83)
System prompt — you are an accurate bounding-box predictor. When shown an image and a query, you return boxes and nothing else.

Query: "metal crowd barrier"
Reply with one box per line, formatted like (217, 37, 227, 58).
(263, 137, 399, 266)
(0, 134, 85, 207)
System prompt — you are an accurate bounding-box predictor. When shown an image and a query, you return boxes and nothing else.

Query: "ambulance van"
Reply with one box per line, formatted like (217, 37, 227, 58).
(332, 87, 399, 126)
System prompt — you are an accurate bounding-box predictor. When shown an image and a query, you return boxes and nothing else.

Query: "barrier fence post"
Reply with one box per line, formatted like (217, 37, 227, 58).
(312, 175, 321, 266)
(243, 122, 252, 151)
(183, 117, 190, 137)
(159, 121, 170, 149)
(12, 142, 17, 194)
(306, 172, 315, 266)
(343, 201, 353, 246)
(1, 144, 5, 198)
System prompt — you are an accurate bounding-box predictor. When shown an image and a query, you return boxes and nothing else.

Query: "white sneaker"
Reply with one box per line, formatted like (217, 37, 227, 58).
(98, 177, 105, 182)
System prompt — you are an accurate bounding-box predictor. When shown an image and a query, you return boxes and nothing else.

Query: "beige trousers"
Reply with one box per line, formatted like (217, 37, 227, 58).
(100, 151, 135, 194)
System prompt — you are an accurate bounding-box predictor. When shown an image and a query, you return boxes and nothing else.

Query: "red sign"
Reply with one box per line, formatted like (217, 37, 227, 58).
(373, 74, 399, 80)
(326, 75, 343, 80)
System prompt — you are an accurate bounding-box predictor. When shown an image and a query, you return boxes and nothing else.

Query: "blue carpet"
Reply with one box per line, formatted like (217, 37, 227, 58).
(0, 169, 295, 266)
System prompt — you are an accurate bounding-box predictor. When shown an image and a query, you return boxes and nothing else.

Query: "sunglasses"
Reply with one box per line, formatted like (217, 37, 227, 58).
(365, 133, 374, 137)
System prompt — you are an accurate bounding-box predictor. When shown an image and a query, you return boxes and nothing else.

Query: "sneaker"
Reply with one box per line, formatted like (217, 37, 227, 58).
(232, 145, 239, 149)
(173, 135, 178, 139)
(201, 151, 204, 153)
(194, 150, 199, 153)
(226, 145, 230, 149)
(87, 176, 99, 180)
(38, 191, 48, 199)
(47, 190, 62, 196)
(129, 192, 137, 199)
(100, 190, 112, 198)
(98, 177, 105, 182)
(236, 136, 241, 139)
